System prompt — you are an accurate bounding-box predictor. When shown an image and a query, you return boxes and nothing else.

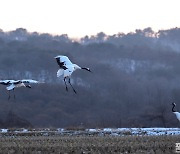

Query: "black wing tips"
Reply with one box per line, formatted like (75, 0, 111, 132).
(0, 80, 11, 85)
(0, 82, 7, 85)
(55, 57, 68, 70)
(13, 80, 22, 85)
(21, 80, 29, 83)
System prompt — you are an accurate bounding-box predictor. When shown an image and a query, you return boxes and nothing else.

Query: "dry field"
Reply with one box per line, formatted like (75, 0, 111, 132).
(0, 134, 179, 154)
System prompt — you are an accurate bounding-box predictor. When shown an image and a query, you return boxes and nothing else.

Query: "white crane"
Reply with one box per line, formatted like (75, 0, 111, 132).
(172, 102, 180, 122)
(0, 79, 42, 100)
(55, 55, 91, 93)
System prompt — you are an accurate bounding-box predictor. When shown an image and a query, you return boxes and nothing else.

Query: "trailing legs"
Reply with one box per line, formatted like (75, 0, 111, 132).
(64, 77, 68, 91)
(68, 78, 77, 94)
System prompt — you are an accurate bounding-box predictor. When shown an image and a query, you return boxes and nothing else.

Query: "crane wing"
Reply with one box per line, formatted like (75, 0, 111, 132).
(57, 69, 64, 77)
(6, 84, 15, 91)
(0, 80, 16, 85)
(174, 112, 180, 122)
(21, 79, 41, 84)
(63, 66, 74, 77)
(57, 67, 74, 78)
(55, 55, 73, 70)
(13, 80, 22, 84)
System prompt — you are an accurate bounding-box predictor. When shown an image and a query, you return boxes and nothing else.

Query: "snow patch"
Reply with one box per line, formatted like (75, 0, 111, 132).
(1, 129, 8, 133)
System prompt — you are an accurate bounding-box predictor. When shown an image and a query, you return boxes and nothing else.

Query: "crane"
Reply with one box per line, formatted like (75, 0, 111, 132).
(55, 55, 91, 93)
(0, 79, 42, 100)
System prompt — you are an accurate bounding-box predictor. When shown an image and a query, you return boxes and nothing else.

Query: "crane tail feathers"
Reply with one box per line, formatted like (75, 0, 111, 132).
(6, 84, 15, 91)
(57, 69, 64, 77)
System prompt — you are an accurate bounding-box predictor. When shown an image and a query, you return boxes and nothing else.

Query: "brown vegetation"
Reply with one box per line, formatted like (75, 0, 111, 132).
(0, 135, 179, 153)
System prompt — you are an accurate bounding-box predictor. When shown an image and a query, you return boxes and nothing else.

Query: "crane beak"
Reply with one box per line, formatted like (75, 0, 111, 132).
(88, 69, 92, 73)
(26, 85, 31, 88)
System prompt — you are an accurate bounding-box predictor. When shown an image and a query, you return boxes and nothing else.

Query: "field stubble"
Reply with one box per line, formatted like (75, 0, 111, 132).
(0, 135, 179, 154)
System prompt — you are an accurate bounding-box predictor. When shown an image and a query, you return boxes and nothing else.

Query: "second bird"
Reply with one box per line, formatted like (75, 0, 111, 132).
(55, 55, 91, 93)
(0, 79, 41, 100)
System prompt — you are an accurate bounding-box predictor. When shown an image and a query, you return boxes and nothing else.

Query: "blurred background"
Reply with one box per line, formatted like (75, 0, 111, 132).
(0, 27, 180, 128)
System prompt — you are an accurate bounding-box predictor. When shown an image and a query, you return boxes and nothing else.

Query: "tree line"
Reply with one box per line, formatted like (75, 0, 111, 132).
(0, 27, 180, 128)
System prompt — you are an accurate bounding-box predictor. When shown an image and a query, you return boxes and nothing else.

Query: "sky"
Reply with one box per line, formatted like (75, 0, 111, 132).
(0, 0, 180, 38)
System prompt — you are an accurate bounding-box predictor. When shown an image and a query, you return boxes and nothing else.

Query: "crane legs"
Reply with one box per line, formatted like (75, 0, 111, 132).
(68, 78, 77, 94)
(8, 89, 16, 101)
(8, 91, 10, 100)
(64, 77, 68, 91)
(63, 77, 77, 94)
(13, 89, 16, 100)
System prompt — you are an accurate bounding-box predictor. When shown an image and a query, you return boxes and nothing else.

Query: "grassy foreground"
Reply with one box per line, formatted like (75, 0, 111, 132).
(0, 135, 179, 154)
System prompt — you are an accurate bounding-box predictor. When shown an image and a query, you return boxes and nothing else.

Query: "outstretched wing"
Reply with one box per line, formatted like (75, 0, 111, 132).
(21, 79, 41, 84)
(55, 55, 73, 70)
(13, 80, 22, 85)
(0, 80, 16, 85)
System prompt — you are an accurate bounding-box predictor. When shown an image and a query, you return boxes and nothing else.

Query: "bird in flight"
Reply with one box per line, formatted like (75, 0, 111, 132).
(55, 55, 91, 93)
(0, 79, 42, 100)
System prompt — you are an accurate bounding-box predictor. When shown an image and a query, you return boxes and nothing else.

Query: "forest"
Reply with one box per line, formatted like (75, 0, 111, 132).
(0, 27, 180, 128)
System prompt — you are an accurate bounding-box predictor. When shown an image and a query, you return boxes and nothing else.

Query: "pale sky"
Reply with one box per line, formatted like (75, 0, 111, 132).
(0, 0, 180, 38)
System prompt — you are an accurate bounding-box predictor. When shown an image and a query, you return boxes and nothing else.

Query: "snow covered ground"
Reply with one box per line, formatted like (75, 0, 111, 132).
(0, 128, 180, 136)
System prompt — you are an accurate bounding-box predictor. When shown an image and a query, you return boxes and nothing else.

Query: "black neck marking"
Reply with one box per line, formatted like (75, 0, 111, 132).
(172, 103, 176, 112)
(81, 67, 90, 72)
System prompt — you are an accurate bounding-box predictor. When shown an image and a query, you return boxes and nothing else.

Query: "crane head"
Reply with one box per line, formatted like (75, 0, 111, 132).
(172, 102, 176, 106)
(82, 67, 92, 72)
(26, 85, 32, 88)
